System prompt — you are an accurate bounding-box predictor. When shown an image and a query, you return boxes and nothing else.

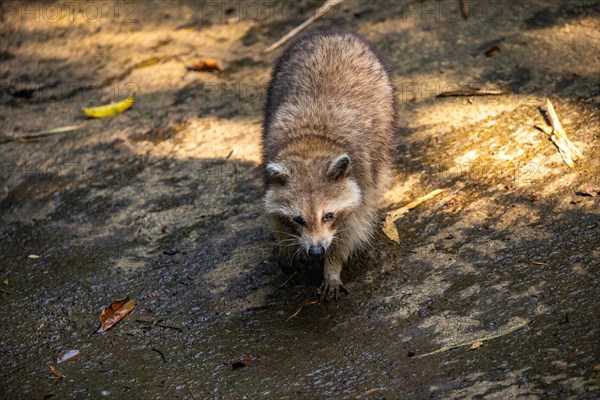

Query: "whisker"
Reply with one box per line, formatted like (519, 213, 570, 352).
(278, 239, 300, 245)
(289, 245, 303, 270)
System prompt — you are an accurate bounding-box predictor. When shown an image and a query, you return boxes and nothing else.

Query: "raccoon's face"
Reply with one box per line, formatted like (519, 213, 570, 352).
(264, 154, 361, 259)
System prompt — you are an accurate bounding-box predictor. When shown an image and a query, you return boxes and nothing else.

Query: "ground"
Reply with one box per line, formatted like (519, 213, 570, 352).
(1, 0, 599, 398)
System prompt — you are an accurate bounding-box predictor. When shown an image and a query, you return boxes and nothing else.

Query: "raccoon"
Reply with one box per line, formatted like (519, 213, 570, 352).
(262, 31, 395, 301)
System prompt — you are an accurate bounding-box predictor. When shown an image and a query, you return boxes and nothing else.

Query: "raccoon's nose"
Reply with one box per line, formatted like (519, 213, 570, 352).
(308, 244, 325, 259)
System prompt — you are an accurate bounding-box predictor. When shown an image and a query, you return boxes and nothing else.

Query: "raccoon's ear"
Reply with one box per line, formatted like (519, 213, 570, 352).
(265, 162, 289, 186)
(326, 154, 350, 180)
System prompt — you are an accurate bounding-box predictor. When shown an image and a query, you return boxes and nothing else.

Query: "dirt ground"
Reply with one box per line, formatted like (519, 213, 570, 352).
(1, 0, 599, 398)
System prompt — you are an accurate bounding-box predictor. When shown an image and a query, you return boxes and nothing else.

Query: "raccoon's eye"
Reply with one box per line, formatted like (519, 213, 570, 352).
(323, 212, 334, 222)
(292, 216, 306, 226)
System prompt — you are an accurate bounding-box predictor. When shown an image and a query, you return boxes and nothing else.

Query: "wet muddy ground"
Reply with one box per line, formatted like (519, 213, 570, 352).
(1, 0, 599, 398)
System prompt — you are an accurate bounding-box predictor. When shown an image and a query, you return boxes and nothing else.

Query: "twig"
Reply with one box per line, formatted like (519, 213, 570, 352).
(387, 189, 445, 221)
(534, 124, 553, 135)
(383, 189, 445, 244)
(155, 322, 183, 332)
(543, 98, 582, 168)
(151, 348, 167, 363)
(0, 123, 86, 144)
(274, 271, 298, 293)
(136, 319, 183, 332)
(264, 0, 345, 53)
(413, 320, 530, 358)
(286, 304, 304, 321)
(437, 89, 504, 97)
(287, 299, 318, 321)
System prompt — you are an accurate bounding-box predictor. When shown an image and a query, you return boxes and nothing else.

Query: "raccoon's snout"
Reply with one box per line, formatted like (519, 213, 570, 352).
(308, 244, 325, 259)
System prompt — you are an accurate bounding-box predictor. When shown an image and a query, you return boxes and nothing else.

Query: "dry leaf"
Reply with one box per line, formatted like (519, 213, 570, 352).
(382, 217, 400, 244)
(189, 59, 222, 72)
(2, 278, 8, 285)
(49, 365, 66, 379)
(28, 254, 40, 259)
(484, 46, 500, 57)
(58, 349, 80, 363)
(383, 189, 445, 243)
(97, 297, 136, 333)
(470, 341, 484, 350)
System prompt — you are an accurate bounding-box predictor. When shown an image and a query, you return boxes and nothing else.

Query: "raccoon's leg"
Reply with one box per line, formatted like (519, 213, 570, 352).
(317, 259, 349, 302)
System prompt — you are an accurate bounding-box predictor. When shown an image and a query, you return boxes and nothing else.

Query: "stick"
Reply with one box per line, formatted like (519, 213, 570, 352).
(274, 271, 298, 293)
(135, 319, 183, 332)
(287, 299, 318, 321)
(264, 0, 345, 53)
(536, 99, 582, 168)
(382, 189, 445, 244)
(0, 123, 86, 144)
(387, 189, 445, 221)
(413, 320, 530, 358)
(151, 348, 167, 363)
(286, 304, 304, 321)
(545, 99, 566, 136)
(534, 124, 553, 135)
(437, 89, 504, 97)
(545, 99, 582, 165)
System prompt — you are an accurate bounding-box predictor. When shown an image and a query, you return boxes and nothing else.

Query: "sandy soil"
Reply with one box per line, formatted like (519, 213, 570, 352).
(1, 0, 599, 398)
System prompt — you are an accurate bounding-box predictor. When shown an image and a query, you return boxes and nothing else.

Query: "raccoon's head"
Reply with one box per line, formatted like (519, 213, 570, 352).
(264, 153, 361, 260)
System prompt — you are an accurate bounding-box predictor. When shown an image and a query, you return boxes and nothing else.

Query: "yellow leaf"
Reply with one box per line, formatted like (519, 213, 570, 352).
(82, 95, 134, 119)
(189, 59, 222, 72)
(382, 216, 400, 244)
(470, 341, 483, 350)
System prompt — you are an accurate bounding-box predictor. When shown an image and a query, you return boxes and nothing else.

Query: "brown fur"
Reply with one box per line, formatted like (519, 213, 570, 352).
(261, 31, 395, 300)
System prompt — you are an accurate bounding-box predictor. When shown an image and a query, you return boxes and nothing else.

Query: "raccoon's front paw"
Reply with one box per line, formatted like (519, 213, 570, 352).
(317, 279, 349, 302)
